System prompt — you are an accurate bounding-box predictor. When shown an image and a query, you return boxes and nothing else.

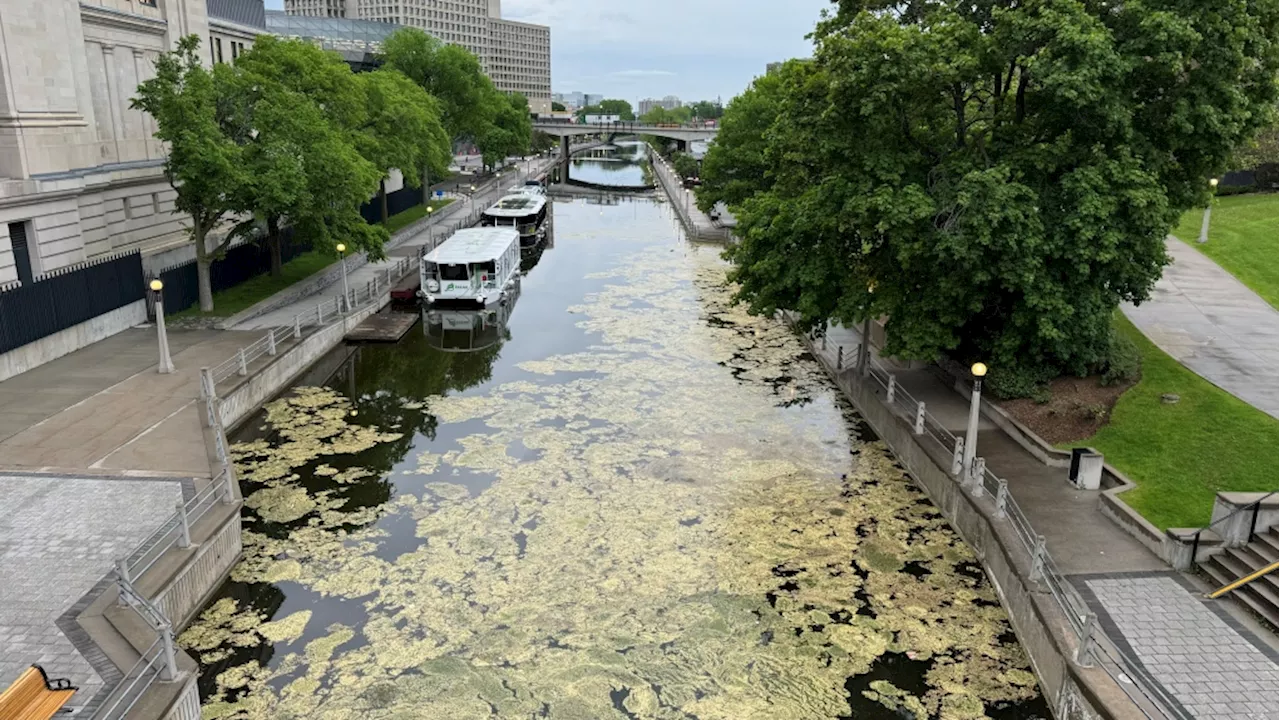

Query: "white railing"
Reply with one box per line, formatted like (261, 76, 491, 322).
(817, 327, 1185, 720)
(96, 581, 180, 720)
(207, 255, 417, 387)
(116, 468, 236, 588)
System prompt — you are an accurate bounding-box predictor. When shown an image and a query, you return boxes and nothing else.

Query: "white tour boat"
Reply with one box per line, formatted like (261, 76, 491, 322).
(481, 192, 548, 247)
(419, 227, 521, 307)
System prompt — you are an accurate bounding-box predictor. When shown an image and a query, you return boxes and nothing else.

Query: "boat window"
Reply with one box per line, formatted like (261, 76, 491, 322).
(440, 263, 469, 281)
(423, 261, 438, 277)
(474, 260, 497, 275)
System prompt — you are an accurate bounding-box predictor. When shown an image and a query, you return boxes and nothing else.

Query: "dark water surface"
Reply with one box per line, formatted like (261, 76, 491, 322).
(567, 141, 649, 187)
(185, 197, 1051, 719)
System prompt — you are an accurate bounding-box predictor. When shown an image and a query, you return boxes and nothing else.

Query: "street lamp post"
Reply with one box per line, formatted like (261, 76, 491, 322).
(149, 279, 174, 374)
(963, 362, 988, 483)
(336, 243, 351, 313)
(1197, 178, 1219, 244)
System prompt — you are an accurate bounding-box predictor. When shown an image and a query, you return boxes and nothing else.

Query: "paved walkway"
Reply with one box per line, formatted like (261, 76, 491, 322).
(1123, 237, 1279, 418)
(233, 157, 558, 331)
(0, 473, 181, 712)
(650, 150, 731, 241)
(813, 322, 1278, 720)
(0, 328, 258, 477)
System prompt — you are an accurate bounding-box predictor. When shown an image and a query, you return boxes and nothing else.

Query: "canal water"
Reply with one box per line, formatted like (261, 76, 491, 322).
(567, 141, 649, 187)
(183, 169, 1051, 719)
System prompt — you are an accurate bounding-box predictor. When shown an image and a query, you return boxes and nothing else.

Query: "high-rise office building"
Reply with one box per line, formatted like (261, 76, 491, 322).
(283, 0, 552, 113)
(638, 96, 682, 116)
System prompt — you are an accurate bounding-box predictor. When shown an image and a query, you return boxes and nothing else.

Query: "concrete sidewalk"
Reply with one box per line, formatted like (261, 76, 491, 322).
(1124, 237, 1279, 418)
(0, 327, 259, 477)
(233, 157, 556, 332)
(815, 322, 1278, 720)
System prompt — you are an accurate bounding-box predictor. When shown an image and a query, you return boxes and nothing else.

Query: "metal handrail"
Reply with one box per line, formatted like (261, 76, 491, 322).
(1174, 490, 1277, 564)
(118, 469, 233, 583)
(208, 254, 417, 386)
(838, 339, 1176, 718)
(96, 636, 166, 720)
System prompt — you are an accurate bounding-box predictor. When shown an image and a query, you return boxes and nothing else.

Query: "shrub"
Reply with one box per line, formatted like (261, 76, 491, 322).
(985, 364, 1054, 400)
(1100, 332, 1142, 387)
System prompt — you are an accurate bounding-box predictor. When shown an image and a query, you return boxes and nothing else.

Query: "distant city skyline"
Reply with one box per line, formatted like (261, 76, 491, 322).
(263, 0, 828, 102)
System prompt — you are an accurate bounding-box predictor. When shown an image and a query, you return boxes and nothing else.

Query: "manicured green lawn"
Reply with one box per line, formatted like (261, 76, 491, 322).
(1172, 193, 1279, 308)
(385, 198, 454, 234)
(172, 250, 337, 319)
(1072, 315, 1279, 530)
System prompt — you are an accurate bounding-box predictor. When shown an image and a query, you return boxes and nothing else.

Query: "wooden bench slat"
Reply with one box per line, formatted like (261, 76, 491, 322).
(0, 667, 77, 720)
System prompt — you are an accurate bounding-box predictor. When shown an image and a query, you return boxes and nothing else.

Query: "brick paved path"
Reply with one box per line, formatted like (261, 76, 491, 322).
(0, 474, 180, 711)
(1080, 574, 1278, 720)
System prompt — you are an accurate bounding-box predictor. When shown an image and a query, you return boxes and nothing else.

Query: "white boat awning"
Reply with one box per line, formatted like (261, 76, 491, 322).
(425, 228, 519, 264)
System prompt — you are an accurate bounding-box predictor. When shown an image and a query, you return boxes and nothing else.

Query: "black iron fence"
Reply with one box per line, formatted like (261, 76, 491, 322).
(360, 185, 425, 225)
(0, 251, 145, 354)
(156, 226, 310, 314)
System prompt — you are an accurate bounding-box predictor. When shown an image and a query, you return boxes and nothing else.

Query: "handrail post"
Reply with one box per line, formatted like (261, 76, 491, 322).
(266, 328, 277, 356)
(914, 401, 926, 435)
(836, 346, 843, 370)
(951, 437, 965, 476)
(176, 500, 191, 548)
(969, 457, 986, 496)
(1030, 535, 1047, 582)
(116, 557, 131, 586)
(160, 625, 178, 681)
(294, 315, 302, 339)
(1249, 500, 1262, 538)
(995, 479, 1009, 518)
(1191, 530, 1201, 566)
(317, 302, 325, 325)
(237, 348, 248, 376)
(1074, 612, 1097, 667)
(887, 374, 896, 403)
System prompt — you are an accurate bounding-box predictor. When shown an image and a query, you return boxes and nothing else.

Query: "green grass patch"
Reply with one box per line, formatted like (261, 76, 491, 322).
(1071, 315, 1279, 530)
(172, 250, 337, 319)
(1172, 193, 1278, 308)
(385, 198, 455, 234)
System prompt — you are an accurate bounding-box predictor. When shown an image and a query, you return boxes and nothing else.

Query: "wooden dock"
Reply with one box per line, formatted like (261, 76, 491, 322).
(345, 309, 419, 343)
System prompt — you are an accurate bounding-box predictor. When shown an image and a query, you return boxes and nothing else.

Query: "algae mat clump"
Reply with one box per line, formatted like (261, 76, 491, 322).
(190, 241, 1046, 719)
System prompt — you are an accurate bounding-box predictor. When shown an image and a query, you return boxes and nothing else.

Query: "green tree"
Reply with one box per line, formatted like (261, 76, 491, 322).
(132, 36, 247, 312)
(687, 100, 723, 120)
(382, 29, 494, 143)
(721, 0, 1277, 387)
(229, 37, 385, 274)
(477, 91, 533, 169)
(695, 68, 787, 213)
(551, 101, 566, 112)
(640, 106, 692, 125)
(576, 99, 635, 121)
(672, 152, 700, 179)
(354, 69, 452, 225)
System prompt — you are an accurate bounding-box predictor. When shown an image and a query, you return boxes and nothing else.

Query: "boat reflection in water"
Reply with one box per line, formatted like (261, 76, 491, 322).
(520, 205, 554, 276)
(424, 279, 521, 353)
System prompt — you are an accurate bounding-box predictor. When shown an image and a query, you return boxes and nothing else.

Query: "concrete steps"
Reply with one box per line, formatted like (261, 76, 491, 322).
(1200, 526, 1279, 627)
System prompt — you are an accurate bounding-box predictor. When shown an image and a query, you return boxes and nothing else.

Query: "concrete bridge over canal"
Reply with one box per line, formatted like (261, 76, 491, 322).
(533, 121, 717, 145)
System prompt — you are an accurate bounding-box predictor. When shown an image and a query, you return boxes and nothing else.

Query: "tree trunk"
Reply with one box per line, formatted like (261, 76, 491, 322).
(194, 226, 214, 313)
(379, 179, 389, 225)
(422, 166, 431, 206)
(267, 215, 283, 277)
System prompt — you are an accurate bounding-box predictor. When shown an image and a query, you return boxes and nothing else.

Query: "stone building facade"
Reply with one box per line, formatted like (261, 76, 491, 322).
(283, 0, 552, 113)
(0, 0, 265, 286)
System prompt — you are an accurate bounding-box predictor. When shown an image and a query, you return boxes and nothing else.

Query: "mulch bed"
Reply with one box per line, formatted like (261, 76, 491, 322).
(996, 375, 1135, 445)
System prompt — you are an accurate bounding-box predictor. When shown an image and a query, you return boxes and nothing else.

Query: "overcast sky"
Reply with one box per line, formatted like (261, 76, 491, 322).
(262, 0, 829, 104)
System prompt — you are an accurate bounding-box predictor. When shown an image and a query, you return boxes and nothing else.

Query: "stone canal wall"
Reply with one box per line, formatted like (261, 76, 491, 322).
(218, 296, 384, 430)
(796, 331, 1142, 720)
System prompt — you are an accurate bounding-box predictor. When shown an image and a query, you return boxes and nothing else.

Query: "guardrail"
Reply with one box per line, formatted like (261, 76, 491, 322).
(207, 255, 417, 387)
(818, 328, 1187, 719)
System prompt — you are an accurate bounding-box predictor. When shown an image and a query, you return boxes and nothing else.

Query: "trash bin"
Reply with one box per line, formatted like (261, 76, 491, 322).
(1069, 447, 1103, 490)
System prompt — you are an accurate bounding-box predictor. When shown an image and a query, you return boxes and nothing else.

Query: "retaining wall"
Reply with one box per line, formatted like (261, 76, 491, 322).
(152, 510, 244, 629)
(161, 678, 201, 720)
(0, 299, 146, 381)
(799, 332, 1142, 720)
(218, 297, 383, 429)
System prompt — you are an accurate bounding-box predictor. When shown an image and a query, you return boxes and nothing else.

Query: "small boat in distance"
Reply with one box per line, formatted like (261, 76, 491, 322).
(481, 192, 548, 247)
(419, 227, 521, 307)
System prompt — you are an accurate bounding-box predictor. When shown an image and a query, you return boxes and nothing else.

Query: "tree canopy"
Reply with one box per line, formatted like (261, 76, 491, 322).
(702, 0, 1278, 389)
(640, 106, 692, 125)
(577, 99, 635, 121)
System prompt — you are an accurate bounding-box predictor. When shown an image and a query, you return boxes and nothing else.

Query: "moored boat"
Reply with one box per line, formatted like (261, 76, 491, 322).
(419, 227, 521, 307)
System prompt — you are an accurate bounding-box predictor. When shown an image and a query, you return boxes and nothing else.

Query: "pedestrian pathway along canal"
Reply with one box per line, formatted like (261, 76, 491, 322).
(183, 195, 1052, 719)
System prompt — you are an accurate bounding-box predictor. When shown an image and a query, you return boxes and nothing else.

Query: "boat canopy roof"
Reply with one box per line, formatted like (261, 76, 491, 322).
(484, 193, 547, 217)
(425, 228, 518, 264)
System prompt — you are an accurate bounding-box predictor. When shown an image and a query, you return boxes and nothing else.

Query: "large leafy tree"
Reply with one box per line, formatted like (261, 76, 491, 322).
(478, 92, 533, 168)
(132, 36, 247, 312)
(695, 67, 788, 214)
(640, 106, 692, 125)
(576, 99, 635, 121)
(687, 100, 724, 120)
(715, 0, 1277, 385)
(354, 69, 453, 224)
(381, 28, 495, 143)
(228, 37, 384, 274)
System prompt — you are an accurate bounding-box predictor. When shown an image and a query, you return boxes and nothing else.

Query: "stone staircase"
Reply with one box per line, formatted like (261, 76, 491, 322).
(1201, 525, 1279, 627)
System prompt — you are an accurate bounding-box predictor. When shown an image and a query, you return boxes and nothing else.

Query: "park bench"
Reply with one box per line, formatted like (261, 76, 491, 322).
(0, 665, 77, 719)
